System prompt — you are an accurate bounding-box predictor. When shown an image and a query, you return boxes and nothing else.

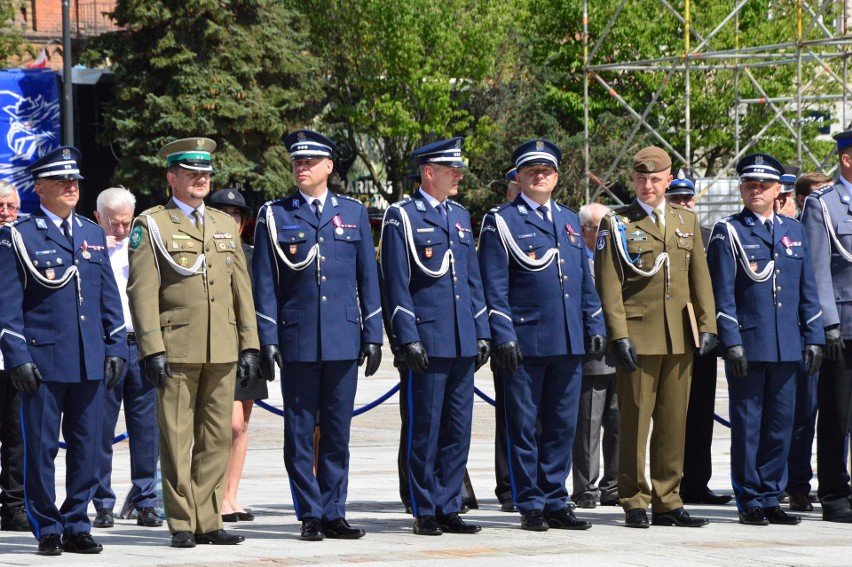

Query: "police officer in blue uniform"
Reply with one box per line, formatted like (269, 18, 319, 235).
(253, 130, 383, 541)
(380, 137, 491, 536)
(800, 129, 852, 522)
(707, 153, 823, 526)
(0, 147, 127, 555)
(478, 139, 606, 531)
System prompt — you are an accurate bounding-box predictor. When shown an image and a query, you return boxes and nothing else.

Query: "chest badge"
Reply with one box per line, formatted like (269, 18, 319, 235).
(45, 268, 56, 280)
(179, 257, 189, 267)
(425, 247, 433, 259)
(289, 244, 298, 255)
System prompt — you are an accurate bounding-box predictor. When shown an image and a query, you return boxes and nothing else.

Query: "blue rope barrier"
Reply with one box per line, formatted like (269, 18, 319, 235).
(474, 386, 496, 406)
(254, 383, 401, 418)
(714, 413, 732, 428)
(58, 431, 128, 450)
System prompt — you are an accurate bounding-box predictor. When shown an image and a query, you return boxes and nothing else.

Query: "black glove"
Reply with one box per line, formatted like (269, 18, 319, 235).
(359, 343, 382, 377)
(611, 338, 638, 373)
(825, 325, 844, 362)
(588, 335, 606, 357)
(723, 345, 748, 378)
(803, 344, 824, 377)
(143, 352, 171, 388)
(10, 362, 42, 394)
(104, 356, 126, 390)
(260, 344, 282, 382)
(494, 340, 522, 371)
(475, 339, 491, 371)
(400, 342, 429, 374)
(238, 349, 260, 388)
(698, 332, 719, 357)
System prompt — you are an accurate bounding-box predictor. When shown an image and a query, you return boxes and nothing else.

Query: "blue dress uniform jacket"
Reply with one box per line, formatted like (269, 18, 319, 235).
(380, 192, 490, 355)
(252, 191, 382, 522)
(707, 210, 823, 359)
(478, 197, 605, 355)
(253, 192, 383, 359)
(0, 209, 127, 540)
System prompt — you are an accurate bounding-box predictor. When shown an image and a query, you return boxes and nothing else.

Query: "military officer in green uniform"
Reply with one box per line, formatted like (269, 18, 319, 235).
(594, 146, 718, 529)
(127, 138, 259, 548)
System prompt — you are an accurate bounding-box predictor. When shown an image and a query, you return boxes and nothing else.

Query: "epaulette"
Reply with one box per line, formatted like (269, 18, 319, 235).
(610, 204, 630, 215)
(335, 193, 361, 203)
(447, 198, 467, 210)
(669, 203, 692, 213)
(778, 213, 801, 224)
(811, 185, 834, 198)
(139, 205, 165, 216)
(78, 215, 99, 227)
(493, 201, 512, 213)
(270, 197, 288, 205)
(4, 216, 26, 228)
(716, 214, 736, 225)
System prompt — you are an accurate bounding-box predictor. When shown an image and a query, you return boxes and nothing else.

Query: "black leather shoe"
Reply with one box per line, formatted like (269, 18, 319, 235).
(322, 518, 366, 539)
(652, 507, 708, 527)
(600, 497, 620, 507)
(739, 506, 769, 525)
(1, 506, 30, 531)
(788, 493, 814, 512)
(37, 533, 63, 555)
(137, 507, 163, 527)
(195, 529, 245, 545)
(499, 501, 517, 513)
(546, 507, 592, 530)
(682, 488, 732, 505)
(237, 510, 255, 521)
(437, 512, 481, 533)
(574, 493, 597, 509)
(764, 506, 801, 525)
(62, 532, 103, 554)
(520, 509, 549, 531)
(822, 496, 852, 522)
(300, 517, 325, 541)
(221, 513, 240, 522)
(171, 531, 196, 548)
(93, 508, 114, 528)
(413, 515, 443, 536)
(625, 508, 649, 528)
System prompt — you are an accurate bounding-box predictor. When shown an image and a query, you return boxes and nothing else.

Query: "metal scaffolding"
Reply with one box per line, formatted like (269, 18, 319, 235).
(583, 0, 852, 206)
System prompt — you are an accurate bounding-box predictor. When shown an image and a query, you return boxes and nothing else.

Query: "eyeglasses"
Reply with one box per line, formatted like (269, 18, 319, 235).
(0, 202, 19, 212)
(107, 218, 133, 231)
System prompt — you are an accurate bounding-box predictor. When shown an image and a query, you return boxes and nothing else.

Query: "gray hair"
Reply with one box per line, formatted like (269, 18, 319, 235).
(0, 180, 19, 204)
(96, 186, 136, 215)
(578, 202, 611, 228)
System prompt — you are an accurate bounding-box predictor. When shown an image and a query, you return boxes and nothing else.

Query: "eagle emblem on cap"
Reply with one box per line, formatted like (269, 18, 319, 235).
(755, 155, 764, 165)
(196, 139, 205, 149)
(62, 148, 70, 159)
(677, 169, 685, 179)
(297, 131, 306, 141)
(454, 139, 462, 149)
(227, 191, 235, 199)
(536, 140, 544, 150)
(646, 160, 655, 170)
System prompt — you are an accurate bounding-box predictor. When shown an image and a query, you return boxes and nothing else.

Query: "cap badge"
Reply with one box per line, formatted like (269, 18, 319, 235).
(677, 170, 685, 179)
(646, 160, 655, 170)
(297, 131, 307, 141)
(454, 138, 462, 149)
(227, 191, 235, 199)
(196, 139, 205, 149)
(755, 155, 764, 165)
(62, 148, 70, 159)
(535, 140, 544, 150)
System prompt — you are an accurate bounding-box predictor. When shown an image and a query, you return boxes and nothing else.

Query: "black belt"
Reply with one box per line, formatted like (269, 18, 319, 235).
(127, 332, 137, 343)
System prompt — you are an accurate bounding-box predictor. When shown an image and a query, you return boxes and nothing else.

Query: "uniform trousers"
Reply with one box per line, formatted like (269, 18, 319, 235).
(504, 355, 583, 514)
(616, 353, 692, 513)
(728, 361, 797, 510)
(93, 339, 158, 512)
(681, 352, 718, 497)
(405, 356, 474, 518)
(21, 379, 104, 538)
(157, 362, 234, 535)
(817, 342, 852, 500)
(786, 365, 817, 496)
(571, 372, 618, 503)
(282, 360, 357, 521)
(492, 364, 512, 505)
(0, 369, 24, 515)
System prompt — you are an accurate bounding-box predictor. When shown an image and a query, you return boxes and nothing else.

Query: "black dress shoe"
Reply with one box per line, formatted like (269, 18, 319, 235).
(764, 506, 801, 525)
(1, 506, 31, 531)
(37, 533, 63, 555)
(437, 512, 481, 533)
(520, 509, 549, 531)
(625, 508, 650, 528)
(93, 508, 114, 528)
(62, 532, 103, 554)
(652, 507, 708, 527)
(600, 498, 620, 506)
(322, 518, 366, 539)
(137, 507, 163, 527)
(739, 506, 769, 525)
(546, 507, 592, 530)
(682, 488, 732, 505)
(195, 529, 245, 545)
(788, 493, 814, 512)
(822, 496, 852, 522)
(300, 517, 325, 541)
(237, 510, 255, 521)
(574, 493, 597, 509)
(221, 513, 240, 522)
(499, 501, 517, 513)
(171, 531, 196, 548)
(413, 515, 443, 536)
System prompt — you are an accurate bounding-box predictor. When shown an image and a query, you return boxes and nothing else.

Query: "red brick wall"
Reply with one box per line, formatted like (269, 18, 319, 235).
(24, 0, 119, 37)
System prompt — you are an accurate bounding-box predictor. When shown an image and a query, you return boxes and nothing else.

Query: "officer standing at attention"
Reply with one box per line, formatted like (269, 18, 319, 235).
(595, 146, 717, 529)
(707, 153, 823, 526)
(800, 129, 852, 523)
(253, 130, 382, 541)
(127, 138, 259, 548)
(0, 147, 127, 555)
(380, 137, 491, 536)
(479, 139, 606, 531)
(665, 170, 731, 507)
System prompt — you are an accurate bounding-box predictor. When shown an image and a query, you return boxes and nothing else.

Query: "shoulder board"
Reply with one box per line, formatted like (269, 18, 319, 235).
(778, 213, 801, 224)
(447, 198, 467, 210)
(492, 202, 512, 213)
(140, 205, 165, 216)
(809, 186, 834, 199)
(78, 215, 99, 227)
(718, 214, 736, 224)
(270, 197, 289, 205)
(206, 206, 228, 218)
(335, 193, 361, 203)
(610, 205, 630, 215)
(5, 216, 27, 228)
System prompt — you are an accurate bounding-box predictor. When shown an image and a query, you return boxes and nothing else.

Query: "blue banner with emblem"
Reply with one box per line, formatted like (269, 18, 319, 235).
(0, 69, 61, 214)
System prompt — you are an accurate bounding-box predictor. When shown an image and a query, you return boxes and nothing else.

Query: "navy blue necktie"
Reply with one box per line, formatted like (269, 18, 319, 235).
(765, 218, 773, 241)
(312, 200, 321, 221)
(61, 219, 73, 248)
(436, 202, 449, 230)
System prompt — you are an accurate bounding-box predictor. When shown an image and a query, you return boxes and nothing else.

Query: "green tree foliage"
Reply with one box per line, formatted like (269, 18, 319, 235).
(82, 0, 323, 201)
(0, 1, 30, 64)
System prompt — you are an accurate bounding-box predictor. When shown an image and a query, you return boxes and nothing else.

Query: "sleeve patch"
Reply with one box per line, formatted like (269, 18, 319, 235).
(129, 225, 143, 249)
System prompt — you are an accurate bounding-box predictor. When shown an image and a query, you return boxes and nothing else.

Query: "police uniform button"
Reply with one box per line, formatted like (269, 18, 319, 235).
(520, 317, 525, 322)
(557, 243, 561, 248)
(775, 253, 779, 258)
(776, 269, 781, 274)
(346, 236, 351, 240)
(80, 315, 86, 321)
(776, 286, 781, 291)
(453, 277, 458, 282)
(563, 275, 568, 280)
(75, 259, 80, 265)
(31, 339, 36, 344)
(416, 317, 420, 322)
(322, 296, 327, 302)
(321, 276, 327, 282)
(565, 294, 570, 299)
(319, 237, 325, 243)
(455, 295, 460, 300)
(321, 256, 326, 261)
(777, 303, 782, 307)
(561, 259, 565, 264)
